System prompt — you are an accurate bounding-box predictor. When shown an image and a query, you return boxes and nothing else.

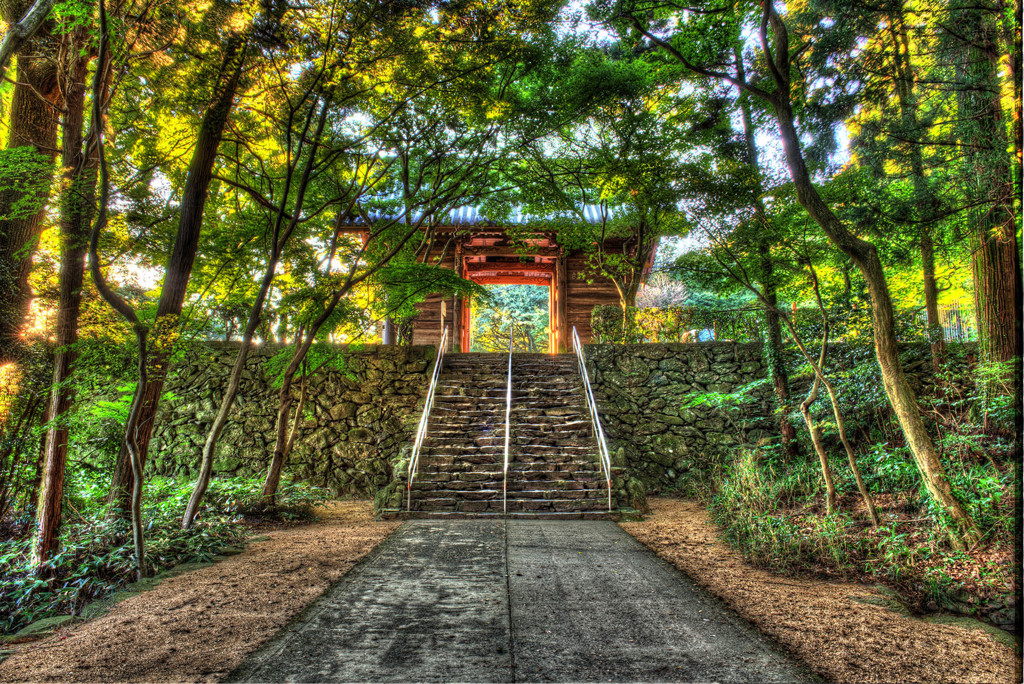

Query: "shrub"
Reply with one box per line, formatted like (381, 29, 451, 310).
(0, 474, 329, 635)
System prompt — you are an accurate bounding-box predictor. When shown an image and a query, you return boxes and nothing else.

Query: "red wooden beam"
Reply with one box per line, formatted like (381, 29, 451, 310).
(470, 275, 551, 286)
(465, 262, 556, 275)
(462, 245, 560, 257)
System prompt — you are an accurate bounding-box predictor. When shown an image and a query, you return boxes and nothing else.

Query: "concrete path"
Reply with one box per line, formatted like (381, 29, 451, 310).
(229, 521, 816, 683)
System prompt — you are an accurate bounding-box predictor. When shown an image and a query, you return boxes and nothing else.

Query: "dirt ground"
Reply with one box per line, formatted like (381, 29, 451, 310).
(620, 497, 1022, 684)
(2, 498, 1018, 684)
(0, 501, 399, 683)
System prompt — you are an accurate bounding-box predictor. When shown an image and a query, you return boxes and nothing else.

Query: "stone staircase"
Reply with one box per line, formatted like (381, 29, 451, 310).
(399, 353, 614, 519)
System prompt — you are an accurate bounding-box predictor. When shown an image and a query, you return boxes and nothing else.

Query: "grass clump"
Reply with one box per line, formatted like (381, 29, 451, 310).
(707, 447, 1018, 627)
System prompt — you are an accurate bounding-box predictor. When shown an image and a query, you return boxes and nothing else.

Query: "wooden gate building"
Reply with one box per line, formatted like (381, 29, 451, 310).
(343, 205, 651, 352)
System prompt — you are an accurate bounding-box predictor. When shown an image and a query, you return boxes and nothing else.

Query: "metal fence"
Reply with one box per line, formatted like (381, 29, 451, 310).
(592, 302, 979, 345)
(935, 301, 976, 342)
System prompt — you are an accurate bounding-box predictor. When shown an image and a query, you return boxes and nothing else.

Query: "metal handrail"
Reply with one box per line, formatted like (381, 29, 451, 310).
(407, 326, 449, 511)
(571, 326, 612, 512)
(502, 323, 514, 514)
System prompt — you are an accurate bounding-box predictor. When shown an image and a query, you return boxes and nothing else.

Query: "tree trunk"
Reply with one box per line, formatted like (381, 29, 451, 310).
(0, 0, 57, 83)
(87, 2, 145, 578)
(996, 0, 1022, 211)
(261, 340, 310, 501)
(285, 370, 307, 457)
(952, 3, 1022, 391)
(123, 327, 148, 580)
(108, 36, 247, 512)
(800, 374, 836, 514)
(181, 94, 328, 528)
(781, 288, 837, 514)
(734, 44, 799, 455)
(889, 13, 946, 372)
(805, 267, 880, 526)
(770, 98, 978, 539)
(31, 28, 93, 566)
(0, 15, 60, 359)
(183, 248, 282, 525)
(263, 289, 348, 501)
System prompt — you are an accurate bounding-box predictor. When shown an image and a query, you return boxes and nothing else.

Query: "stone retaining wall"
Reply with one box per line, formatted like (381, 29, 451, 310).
(133, 340, 962, 498)
(585, 342, 774, 490)
(584, 341, 970, 492)
(147, 343, 433, 495)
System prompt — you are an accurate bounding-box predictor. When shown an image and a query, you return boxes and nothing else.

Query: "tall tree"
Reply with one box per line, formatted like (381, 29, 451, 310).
(732, 41, 799, 455)
(942, 0, 1022, 396)
(182, 53, 338, 527)
(85, 0, 147, 579)
(0, 0, 61, 359)
(611, 0, 980, 541)
(515, 54, 689, 315)
(106, 3, 256, 512)
(31, 3, 96, 566)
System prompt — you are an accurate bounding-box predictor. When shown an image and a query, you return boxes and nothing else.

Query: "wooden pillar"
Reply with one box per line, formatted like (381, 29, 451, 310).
(556, 253, 569, 352)
(548, 280, 555, 353)
(459, 247, 473, 352)
(453, 242, 463, 352)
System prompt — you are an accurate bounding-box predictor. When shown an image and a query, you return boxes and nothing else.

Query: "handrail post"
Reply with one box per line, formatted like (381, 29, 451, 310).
(503, 322, 514, 515)
(572, 327, 613, 512)
(407, 326, 449, 512)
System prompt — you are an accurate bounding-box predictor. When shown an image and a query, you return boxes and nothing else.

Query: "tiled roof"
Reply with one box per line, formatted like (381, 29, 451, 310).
(338, 204, 611, 227)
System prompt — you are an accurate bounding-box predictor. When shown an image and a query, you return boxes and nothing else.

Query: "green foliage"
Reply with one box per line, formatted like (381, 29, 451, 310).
(261, 343, 358, 390)
(591, 300, 930, 347)
(381, 263, 488, 333)
(472, 285, 550, 352)
(709, 447, 1017, 610)
(0, 474, 328, 635)
(0, 347, 53, 520)
(591, 304, 764, 343)
(861, 444, 920, 493)
(0, 148, 52, 221)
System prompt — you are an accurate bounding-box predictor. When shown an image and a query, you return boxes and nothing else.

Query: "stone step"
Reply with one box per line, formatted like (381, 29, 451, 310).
(439, 370, 577, 379)
(432, 396, 583, 406)
(415, 460, 601, 471)
(424, 435, 595, 446)
(410, 488, 606, 501)
(388, 510, 615, 521)
(437, 375, 578, 383)
(412, 498, 609, 513)
(429, 408, 588, 419)
(431, 400, 585, 411)
(435, 379, 582, 387)
(432, 394, 584, 405)
(425, 431, 593, 443)
(393, 352, 618, 518)
(420, 451, 597, 460)
(419, 449, 599, 459)
(411, 475, 602, 485)
(445, 356, 577, 365)
(427, 419, 592, 430)
(414, 471, 603, 483)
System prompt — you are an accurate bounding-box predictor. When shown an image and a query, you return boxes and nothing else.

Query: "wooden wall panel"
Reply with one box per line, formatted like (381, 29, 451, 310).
(409, 246, 457, 348)
(566, 252, 620, 343)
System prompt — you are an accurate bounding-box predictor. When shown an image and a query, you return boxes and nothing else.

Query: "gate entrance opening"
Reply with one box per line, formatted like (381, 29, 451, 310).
(469, 284, 551, 353)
